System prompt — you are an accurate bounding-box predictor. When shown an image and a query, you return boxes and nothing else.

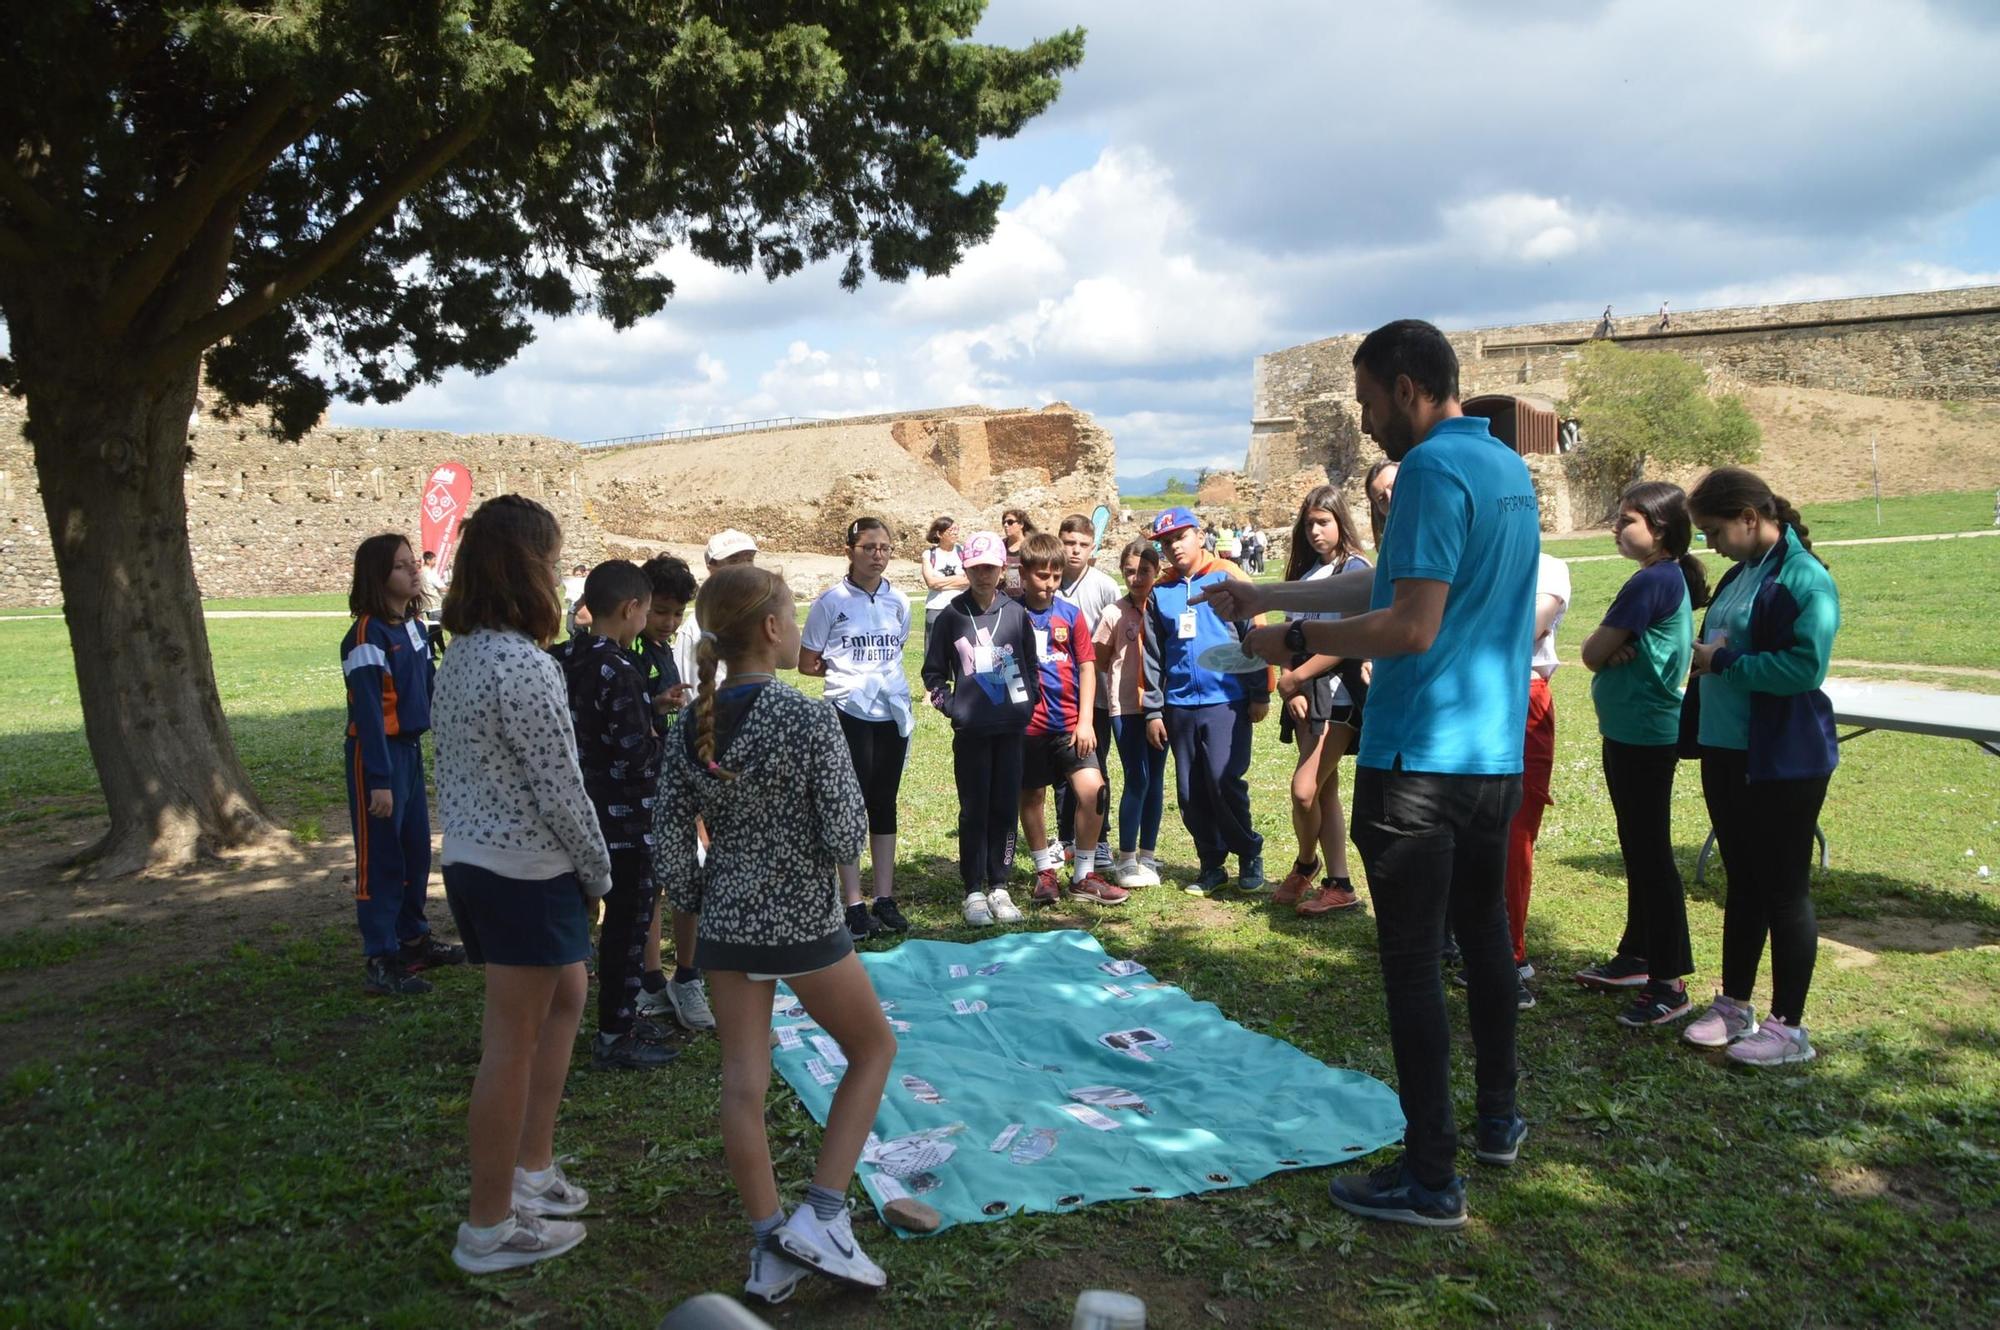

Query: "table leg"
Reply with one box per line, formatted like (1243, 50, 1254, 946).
(1696, 829, 1717, 886)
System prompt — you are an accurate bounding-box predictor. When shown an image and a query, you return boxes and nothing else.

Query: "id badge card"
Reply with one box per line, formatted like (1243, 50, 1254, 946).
(1178, 609, 1198, 640)
(973, 643, 996, 673)
(1033, 627, 1050, 660)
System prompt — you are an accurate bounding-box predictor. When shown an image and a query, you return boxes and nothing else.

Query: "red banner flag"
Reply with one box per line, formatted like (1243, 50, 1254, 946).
(420, 461, 474, 576)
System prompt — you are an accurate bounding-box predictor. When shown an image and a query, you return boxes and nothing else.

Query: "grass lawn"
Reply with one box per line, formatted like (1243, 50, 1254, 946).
(1541, 487, 1999, 559)
(3, 526, 1999, 1328)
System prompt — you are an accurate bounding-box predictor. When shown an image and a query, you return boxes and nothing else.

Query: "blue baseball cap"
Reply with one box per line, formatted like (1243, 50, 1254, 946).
(1148, 506, 1199, 539)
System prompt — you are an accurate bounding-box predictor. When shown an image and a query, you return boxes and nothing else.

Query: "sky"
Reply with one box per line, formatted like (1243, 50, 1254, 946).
(332, 0, 2000, 477)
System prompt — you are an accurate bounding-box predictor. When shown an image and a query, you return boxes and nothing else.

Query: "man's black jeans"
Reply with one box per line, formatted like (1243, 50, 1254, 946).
(1351, 765, 1522, 1189)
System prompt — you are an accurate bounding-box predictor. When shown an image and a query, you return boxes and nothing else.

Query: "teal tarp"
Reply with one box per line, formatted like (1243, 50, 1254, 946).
(770, 930, 1404, 1236)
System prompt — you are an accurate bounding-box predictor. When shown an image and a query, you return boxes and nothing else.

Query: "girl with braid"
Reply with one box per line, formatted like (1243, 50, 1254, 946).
(652, 565, 897, 1302)
(1679, 469, 1840, 1066)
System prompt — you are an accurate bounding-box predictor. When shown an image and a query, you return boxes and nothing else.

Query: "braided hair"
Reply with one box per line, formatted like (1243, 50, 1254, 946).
(1689, 467, 1822, 566)
(691, 564, 790, 779)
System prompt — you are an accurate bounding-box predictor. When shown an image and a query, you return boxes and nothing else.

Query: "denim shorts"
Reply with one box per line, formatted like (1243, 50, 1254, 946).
(443, 862, 590, 967)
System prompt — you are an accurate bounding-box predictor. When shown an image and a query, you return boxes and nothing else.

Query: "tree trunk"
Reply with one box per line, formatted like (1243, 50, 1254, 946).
(25, 351, 281, 876)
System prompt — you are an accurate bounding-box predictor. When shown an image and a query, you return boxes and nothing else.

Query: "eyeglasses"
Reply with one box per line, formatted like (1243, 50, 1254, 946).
(855, 544, 893, 555)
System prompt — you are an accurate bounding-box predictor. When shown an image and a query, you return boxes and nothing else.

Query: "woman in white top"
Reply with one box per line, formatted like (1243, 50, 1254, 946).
(920, 514, 967, 644)
(1273, 486, 1373, 918)
(800, 516, 915, 941)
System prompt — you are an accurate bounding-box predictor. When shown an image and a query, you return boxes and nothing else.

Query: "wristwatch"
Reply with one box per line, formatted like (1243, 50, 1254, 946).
(1284, 619, 1308, 654)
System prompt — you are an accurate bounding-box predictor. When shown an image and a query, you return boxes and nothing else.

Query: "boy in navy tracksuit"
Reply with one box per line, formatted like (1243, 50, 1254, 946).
(342, 533, 462, 996)
(1140, 506, 1271, 894)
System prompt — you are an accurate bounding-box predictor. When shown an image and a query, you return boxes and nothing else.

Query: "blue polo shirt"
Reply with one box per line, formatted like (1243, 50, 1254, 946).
(1358, 415, 1541, 775)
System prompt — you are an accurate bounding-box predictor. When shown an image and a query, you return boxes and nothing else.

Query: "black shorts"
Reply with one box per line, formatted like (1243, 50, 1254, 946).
(1021, 730, 1100, 790)
(443, 862, 591, 967)
(1279, 675, 1363, 746)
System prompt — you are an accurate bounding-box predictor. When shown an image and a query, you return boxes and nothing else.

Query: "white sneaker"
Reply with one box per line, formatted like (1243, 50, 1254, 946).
(451, 1211, 586, 1274)
(1114, 858, 1157, 888)
(987, 888, 1024, 923)
(962, 891, 994, 926)
(745, 1239, 809, 1304)
(774, 1205, 887, 1289)
(635, 986, 673, 1018)
(1138, 855, 1164, 886)
(512, 1163, 588, 1216)
(667, 975, 716, 1031)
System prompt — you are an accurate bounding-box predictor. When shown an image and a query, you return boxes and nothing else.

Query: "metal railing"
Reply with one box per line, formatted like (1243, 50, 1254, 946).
(578, 415, 825, 449)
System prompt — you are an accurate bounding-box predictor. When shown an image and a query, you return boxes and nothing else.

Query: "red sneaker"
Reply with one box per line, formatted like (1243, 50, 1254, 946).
(1031, 867, 1063, 905)
(1297, 882, 1360, 916)
(1070, 872, 1130, 905)
(1271, 867, 1316, 908)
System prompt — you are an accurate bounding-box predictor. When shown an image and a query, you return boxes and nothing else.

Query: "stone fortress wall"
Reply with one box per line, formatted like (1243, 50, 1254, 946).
(2, 390, 1115, 608)
(1240, 284, 2000, 533)
(0, 390, 601, 607)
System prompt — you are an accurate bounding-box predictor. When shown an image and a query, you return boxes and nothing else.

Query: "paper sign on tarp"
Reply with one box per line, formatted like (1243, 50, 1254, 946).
(770, 930, 1403, 1236)
(420, 461, 473, 576)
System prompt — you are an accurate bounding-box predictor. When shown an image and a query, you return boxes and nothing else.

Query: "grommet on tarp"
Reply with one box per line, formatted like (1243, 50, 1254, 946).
(1058, 1193, 1084, 1206)
(1205, 1172, 1230, 1183)
(982, 1201, 1009, 1216)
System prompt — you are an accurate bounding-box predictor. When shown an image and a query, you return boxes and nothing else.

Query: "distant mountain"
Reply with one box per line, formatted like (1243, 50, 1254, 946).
(1118, 466, 1202, 495)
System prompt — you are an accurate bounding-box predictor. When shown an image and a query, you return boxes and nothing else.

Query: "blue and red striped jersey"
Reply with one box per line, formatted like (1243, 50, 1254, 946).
(1024, 598, 1092, 737)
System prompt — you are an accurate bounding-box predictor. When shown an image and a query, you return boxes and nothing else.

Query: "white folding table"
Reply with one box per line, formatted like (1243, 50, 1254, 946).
(1693, 678, 2000, 884)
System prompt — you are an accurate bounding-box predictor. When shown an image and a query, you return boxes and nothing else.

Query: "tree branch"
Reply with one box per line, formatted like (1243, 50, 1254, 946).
(0, 155, 58, 235)
(142, 109, 491, 378)
(100, 84, 311, 336)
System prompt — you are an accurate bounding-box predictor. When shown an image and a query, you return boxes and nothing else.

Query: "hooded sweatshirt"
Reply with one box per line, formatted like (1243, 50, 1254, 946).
(919, 589, 1041, 734)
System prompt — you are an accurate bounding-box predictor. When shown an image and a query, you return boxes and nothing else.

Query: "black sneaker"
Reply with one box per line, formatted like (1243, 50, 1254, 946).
(846, 902, 884, 942)
(1516, 980, 1536, 1012)
(1328, 1159, 1466, 1229)
(1574, 955, 1650, 990)
(631, 1017, 678, 1044)
(399, 934, 466, 971)
(1474, 1114, 1528, 1166)
(593, 1030, 682, 1071)
(364, 955, 432, 996)
(871, 897, 911, 934)
(1616, 981, 1693, 1027)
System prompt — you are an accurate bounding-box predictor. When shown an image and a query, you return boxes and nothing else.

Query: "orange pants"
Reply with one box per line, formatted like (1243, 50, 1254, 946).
(1505, 675, 1555, 966)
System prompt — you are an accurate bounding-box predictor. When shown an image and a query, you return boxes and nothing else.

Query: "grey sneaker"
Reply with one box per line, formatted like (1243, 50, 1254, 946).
(635, 984, 673, 1018)
(512, 1163, 590, 1216)
(1683, 993, 1759, 1048)
(451, 1211, 585, 1274)
(667, 975, 716, 1031)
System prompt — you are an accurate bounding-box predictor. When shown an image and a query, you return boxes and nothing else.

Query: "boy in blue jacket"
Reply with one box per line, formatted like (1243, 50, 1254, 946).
(1140, 507, 1270, 894)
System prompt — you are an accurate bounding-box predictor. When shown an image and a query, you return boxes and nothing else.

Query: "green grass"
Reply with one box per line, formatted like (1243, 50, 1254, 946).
(3, 535, 2000, 1328)
(1543, 487, 1999, 558)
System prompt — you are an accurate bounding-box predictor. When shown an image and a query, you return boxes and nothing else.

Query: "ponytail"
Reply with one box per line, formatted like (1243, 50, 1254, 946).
(1620, 479, 1710, 609)
(1689, 467, 1824, 567)
(693, 632, 729, 779)
(690, 564, 791, 779)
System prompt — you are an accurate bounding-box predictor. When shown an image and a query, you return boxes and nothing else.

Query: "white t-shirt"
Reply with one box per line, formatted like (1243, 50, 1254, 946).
(922, 545, 965, 612)
(1289, 554, 1372, 704)
(801, 577, 914, 733)
(561, 575, 586, 610)
(1057, 566, 1121, 643)
(1530, 552, 1572, 680)
(671, 613, 728, 689)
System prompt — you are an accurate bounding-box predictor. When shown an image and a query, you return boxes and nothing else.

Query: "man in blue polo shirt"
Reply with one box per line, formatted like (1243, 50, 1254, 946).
(1203, 319, 1539, 1229)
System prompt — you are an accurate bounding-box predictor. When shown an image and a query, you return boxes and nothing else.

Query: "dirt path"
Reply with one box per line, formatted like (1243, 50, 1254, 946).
(1831, 660, 2000, 681)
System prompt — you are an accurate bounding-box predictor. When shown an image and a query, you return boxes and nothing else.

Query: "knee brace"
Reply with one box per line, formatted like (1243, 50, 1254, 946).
(1095, 782, 1110, 818)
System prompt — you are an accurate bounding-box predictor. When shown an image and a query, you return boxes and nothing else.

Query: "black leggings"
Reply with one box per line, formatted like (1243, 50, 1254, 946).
(598, 849, 658, 1036)
(836, 710, 908, 835)
(1700, 747, 1830, 1023)
(1602, 738, 1693, 980)
(953, 730, 1024, 894)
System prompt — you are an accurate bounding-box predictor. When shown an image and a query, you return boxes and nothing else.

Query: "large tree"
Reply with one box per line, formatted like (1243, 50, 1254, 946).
(1, 3, 1082, 876)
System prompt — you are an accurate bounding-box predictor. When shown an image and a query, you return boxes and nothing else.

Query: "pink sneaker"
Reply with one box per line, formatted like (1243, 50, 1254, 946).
(1070, 872, 1130, 905)
(1682, 993, 1758, 1048)
(1726, 1017, 1816, 1066)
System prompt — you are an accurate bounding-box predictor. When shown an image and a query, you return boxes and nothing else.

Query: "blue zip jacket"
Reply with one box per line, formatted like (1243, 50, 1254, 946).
(1677, 525, 1840, 781)
(1140, 556, 1269, 715)
(340, 614, 434, 786)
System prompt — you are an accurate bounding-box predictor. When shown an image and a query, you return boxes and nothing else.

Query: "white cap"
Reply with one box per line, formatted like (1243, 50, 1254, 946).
(704, 529, 759, 563)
